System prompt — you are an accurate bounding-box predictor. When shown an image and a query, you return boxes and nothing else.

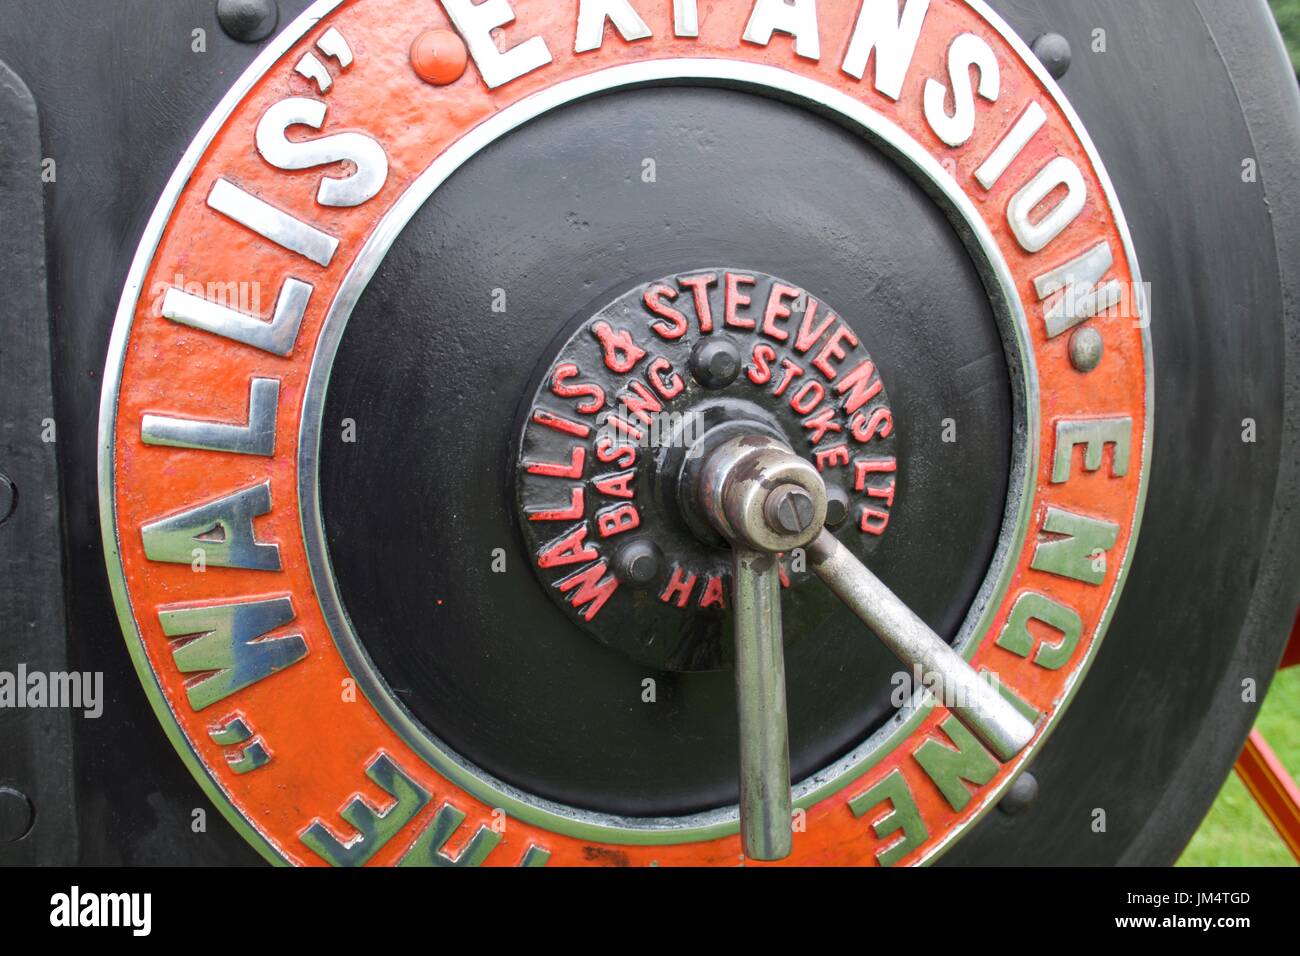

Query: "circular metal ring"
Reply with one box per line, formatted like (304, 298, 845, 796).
(295, 60, 1039, 845)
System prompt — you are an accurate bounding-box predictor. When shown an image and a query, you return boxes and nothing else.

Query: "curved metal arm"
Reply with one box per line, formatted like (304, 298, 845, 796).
(808, 530, 1036, 761)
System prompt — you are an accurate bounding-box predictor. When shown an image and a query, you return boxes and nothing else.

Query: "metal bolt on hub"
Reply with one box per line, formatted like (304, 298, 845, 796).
(614, 539, 663, 588)
(823, 484, 851, 531)
(217, 0, 278, 43)
(690, 338, 742, 390)
(766, 485, 816, 536)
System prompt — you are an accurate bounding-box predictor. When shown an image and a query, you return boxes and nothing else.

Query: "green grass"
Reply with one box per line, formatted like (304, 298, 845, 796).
(1271, 0, 1300, 70)
(1177, 667, 1299, 866)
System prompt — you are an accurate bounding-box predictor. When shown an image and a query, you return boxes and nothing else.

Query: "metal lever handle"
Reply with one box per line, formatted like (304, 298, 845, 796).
(808, 530, 1036, 761)
(697, 435, 825, 861)
(731, 547, 792, 861)
(696, 433, 1035, 861)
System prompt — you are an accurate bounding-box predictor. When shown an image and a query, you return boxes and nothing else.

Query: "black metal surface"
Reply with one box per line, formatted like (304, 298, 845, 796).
(0, 58, 77, 865)
(0, 0, 1291, 862)
(319, 87, 1011, 817)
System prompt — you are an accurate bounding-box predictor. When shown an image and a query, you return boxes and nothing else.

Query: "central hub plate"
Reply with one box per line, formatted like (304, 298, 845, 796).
(516, 268, 899, 670)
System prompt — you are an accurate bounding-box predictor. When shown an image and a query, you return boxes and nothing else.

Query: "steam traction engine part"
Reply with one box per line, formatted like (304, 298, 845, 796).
(0, 0, 1298, 866)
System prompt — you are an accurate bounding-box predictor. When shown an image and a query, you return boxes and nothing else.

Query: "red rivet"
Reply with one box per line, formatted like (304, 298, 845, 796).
(411, 29, 469, 86)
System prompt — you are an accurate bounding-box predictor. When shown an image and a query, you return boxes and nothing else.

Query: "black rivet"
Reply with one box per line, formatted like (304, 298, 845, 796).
(217, 0, 279, 44)
(823, 485, 850, 530)
(998, 771, 1039, 816)
(690, 338, 742, 390)
(0, 788, 34, 844)
(1031, 33, 1072, 80)
(615, 539, 663, 588)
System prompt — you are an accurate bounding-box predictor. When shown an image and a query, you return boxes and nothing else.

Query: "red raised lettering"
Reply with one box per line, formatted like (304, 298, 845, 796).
(660, 566, 698, 608)
(761, 283, 800, 341)
(724, 272, 756, 329)
(551, 363, 605, 414)
(596, 504, 641, 538)
(556, 562, 620, 621)
(835, 359, 883, 416)
(678, 273, 717, 334)
(537, 524, 598, 568)
(592, 320, 646, 373)
(644, 283, 688, 340)
(748, 343, 777, 385)
(812, 325, 860, 379)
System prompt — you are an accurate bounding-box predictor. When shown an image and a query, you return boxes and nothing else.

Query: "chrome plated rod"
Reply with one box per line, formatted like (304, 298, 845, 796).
(731, 547, 793, 860)
(808, 530, 1036, 762)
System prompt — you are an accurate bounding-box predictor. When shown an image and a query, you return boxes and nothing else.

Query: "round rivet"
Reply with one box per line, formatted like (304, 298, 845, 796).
(690, 338, 742, 390)
(615, 539, 663, 588)
(0, 788, 34, 844)
(998, 771, 1039, 817)
(1030, 33, 1072, 80)
(0, 474, 14, 526)
(1069, 326, 1104, 372)
(216, 0, 279, 43)
(823, 485, 850, 531)
(411, 29, 469, 86)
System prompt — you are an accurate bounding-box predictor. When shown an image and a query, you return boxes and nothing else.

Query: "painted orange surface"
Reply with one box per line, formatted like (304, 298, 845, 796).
(108, 0, 1149, 866)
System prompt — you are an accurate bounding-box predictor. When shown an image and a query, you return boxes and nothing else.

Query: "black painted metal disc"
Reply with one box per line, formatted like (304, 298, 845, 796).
(318, 86, 1011, 817)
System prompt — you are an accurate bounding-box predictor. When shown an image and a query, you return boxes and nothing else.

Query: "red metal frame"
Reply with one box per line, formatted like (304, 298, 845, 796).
(1233, 609, 1300, 861)
(1281, 609, 1300, 670)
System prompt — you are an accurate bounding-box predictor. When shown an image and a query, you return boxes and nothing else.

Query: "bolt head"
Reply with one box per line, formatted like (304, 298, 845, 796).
(1069, 326, 1104, 372)
(690, 338, 742, 389)
(615, 539, 662, 587)
(766, 484, 816, 535)
(823, 485, 850, 530)
(998, 771, 1039, 817)
(1030, 33, 1072, 80)
(217, 0, 279, 43)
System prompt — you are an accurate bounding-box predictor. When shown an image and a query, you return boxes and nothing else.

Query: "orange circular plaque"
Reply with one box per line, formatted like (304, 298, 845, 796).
(101, 0, 1151, 866)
